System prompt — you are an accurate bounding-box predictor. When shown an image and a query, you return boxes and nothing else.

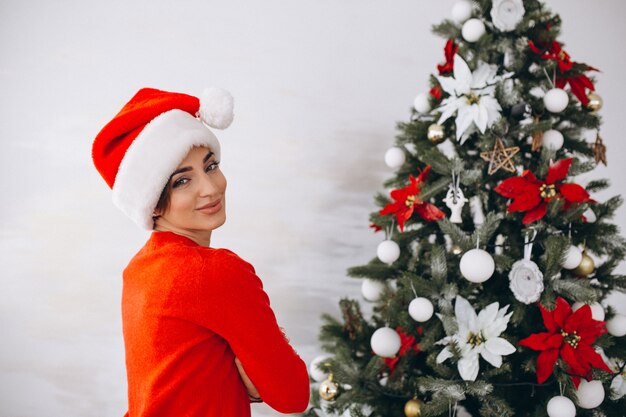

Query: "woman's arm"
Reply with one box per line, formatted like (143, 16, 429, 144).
(234, 357, 261, 402)
(182, 249, 310, 413)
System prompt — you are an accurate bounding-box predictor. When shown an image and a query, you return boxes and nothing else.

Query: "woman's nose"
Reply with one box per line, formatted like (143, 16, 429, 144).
(198, 172, 221, 197)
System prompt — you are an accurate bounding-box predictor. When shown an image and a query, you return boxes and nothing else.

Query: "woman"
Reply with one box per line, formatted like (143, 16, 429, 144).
(92, 87, 310, 416)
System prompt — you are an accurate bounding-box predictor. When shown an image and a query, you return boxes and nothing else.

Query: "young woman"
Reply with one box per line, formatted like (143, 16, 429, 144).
(92, 87, 310, 416)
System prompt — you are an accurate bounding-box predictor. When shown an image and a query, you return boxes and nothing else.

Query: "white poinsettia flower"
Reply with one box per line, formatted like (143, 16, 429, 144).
(436, 295, 515, 381)
(435, 55, 511, 144)
(490, 0, 525, 32)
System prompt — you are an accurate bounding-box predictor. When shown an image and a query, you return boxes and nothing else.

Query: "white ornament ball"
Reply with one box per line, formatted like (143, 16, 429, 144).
(384, 147, 406, 169)
(583, 207, 597, 223)
(309, 355, 331, 382)
(576, 379, 605, 409)
(460, 248, 495, 283)
(377, 240, 400, 264)
(370, 327, 401, 358)
(563, 245, 583, 270)
(462, 18, 486, 43)
(572, 302, 605, 321)
(452, 0, 473, 23)
(408, 297, 434, 322)
(413, 93, 431, 114)
(542, 129, 564, 151)
(606, 314, 626, 337)
(361, 279, 386, 302)
(547, 395, 576, 417)
(544, 88, 569, 113)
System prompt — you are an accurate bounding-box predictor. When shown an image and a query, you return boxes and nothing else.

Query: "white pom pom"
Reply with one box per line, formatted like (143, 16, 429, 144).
(370, 327, 401, 358)
(547, 396, 576, 417)
(563, 245, 583, 270)
(576, 379, 605, 409)
(462, 19, 486, 43)
(544, 88, 569, 113)
(460, 248, 495, 283)
(451, 0, 473, 23)
(309, 355, 331, 382)
(198, 87, 234, 129)
(408, 297, 434, 322)
(542, 129, 564, 151)
(377, 240, 400, 264)
(384, 147, 406, 169)
(362, 279, 386, 302)
(413, 93, 431, 113)
(607, 314, 626, 337)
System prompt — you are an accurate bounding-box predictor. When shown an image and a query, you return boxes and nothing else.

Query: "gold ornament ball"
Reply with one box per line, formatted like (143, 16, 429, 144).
(587, 92, 603, 112)
(427, 123, 446, 144)
(404, 398, 423, 417)
(451, 245, 463, 255)
(319, 376, 339, 401)
(574, 252, 595, 277)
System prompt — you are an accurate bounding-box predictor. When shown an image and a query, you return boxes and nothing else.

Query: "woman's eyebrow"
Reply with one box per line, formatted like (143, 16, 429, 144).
(203, 151, 215, 163)
(170, 166, 192, 178)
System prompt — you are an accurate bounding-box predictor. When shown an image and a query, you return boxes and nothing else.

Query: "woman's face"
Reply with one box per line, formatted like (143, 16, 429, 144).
(154, 146, 227, 237)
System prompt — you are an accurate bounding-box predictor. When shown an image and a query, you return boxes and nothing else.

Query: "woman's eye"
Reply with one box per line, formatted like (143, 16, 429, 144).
(172, 177, 189, 188)
(205, 161, 220, 173)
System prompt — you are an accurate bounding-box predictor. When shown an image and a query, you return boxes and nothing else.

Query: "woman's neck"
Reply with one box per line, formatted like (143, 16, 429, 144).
(153, 221, 212, 247)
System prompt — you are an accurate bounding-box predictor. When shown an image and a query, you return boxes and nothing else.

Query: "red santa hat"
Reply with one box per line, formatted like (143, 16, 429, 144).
(92, 87, 234, 229)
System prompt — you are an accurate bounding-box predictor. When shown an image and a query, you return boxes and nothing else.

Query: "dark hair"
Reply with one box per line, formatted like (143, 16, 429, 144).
(152, 183, 171, 228)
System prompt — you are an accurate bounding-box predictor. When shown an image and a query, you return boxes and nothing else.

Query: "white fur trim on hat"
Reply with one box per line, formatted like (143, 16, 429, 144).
(112, 109, 221, 229)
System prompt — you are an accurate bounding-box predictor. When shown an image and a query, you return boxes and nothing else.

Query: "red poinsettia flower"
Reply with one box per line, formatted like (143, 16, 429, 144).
(494, 158, 589, 224)
(519, 297, 612, 387)
(437, 39, 458, 75)
(383, 327, 420, 373)
(429, 86, 442, 102)
(555, 71, 597, 106)
(379, 167, 445, 231)
(528, 40, 599, 105)
(529, 40, 573, 73)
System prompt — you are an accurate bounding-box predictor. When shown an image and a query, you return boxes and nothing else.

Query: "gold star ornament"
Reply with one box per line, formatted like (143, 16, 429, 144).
(480, 138, 520, 175)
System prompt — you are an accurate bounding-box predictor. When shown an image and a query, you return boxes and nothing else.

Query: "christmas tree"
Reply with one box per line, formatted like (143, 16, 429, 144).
(306, 1, 626, 416)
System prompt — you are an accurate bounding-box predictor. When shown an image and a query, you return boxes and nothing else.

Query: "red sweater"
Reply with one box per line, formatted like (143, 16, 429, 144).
(121, 231, 310, 416)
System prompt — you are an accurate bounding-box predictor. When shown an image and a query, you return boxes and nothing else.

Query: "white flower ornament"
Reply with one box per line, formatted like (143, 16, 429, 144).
(490, 0, 525, 32)
(435, 55, 511, 143)
(436, 295, 516, 381)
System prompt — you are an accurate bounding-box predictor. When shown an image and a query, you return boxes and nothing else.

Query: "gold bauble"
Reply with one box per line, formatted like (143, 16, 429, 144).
(404, 398, 423, 417)
(587, 92, 603, 113)
(319, 374, 339, 401)
(427, 123, 446, 144)
(451, 244, 463, 255)
(573, 251, 595, 277)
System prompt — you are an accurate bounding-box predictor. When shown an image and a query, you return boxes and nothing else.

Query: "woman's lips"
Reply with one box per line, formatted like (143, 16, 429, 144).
(196, 199, 222, 214)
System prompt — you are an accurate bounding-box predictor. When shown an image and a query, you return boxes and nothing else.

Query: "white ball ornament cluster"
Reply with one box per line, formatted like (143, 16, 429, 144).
(384, 147, 406, 169)
(460, 248, 495, 283)
(576, 379, 605, 409)
(562, 245, 583, 270)
(547, 396, 576, 417)
(462, 18, 486, 43)
(606, 314, 626, 337)
(572, 301, 605, 321)
(370, 327, 401, 358)
(413, 93, 431, 114)
(451, 0, 473, 23)
(408, 297, 434, 322)
(542, 129, 564, 151)
(544, 88, 569, 113)
(377, 240, 400, 264)
(362, 279, 386, 302)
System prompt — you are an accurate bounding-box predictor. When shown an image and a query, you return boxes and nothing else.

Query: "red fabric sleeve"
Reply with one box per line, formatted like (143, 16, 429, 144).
(179, 248, 310, 414)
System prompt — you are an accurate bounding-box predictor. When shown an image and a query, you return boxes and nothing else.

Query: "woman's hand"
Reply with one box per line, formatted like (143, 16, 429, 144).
(234, 357, 262, 402)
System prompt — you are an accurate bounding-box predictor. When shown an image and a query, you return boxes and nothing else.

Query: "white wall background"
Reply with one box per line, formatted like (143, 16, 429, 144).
(1, 1, 625, 416)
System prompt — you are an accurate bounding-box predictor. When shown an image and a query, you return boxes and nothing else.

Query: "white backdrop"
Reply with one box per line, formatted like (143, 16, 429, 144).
(1, 1, 625, 416)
